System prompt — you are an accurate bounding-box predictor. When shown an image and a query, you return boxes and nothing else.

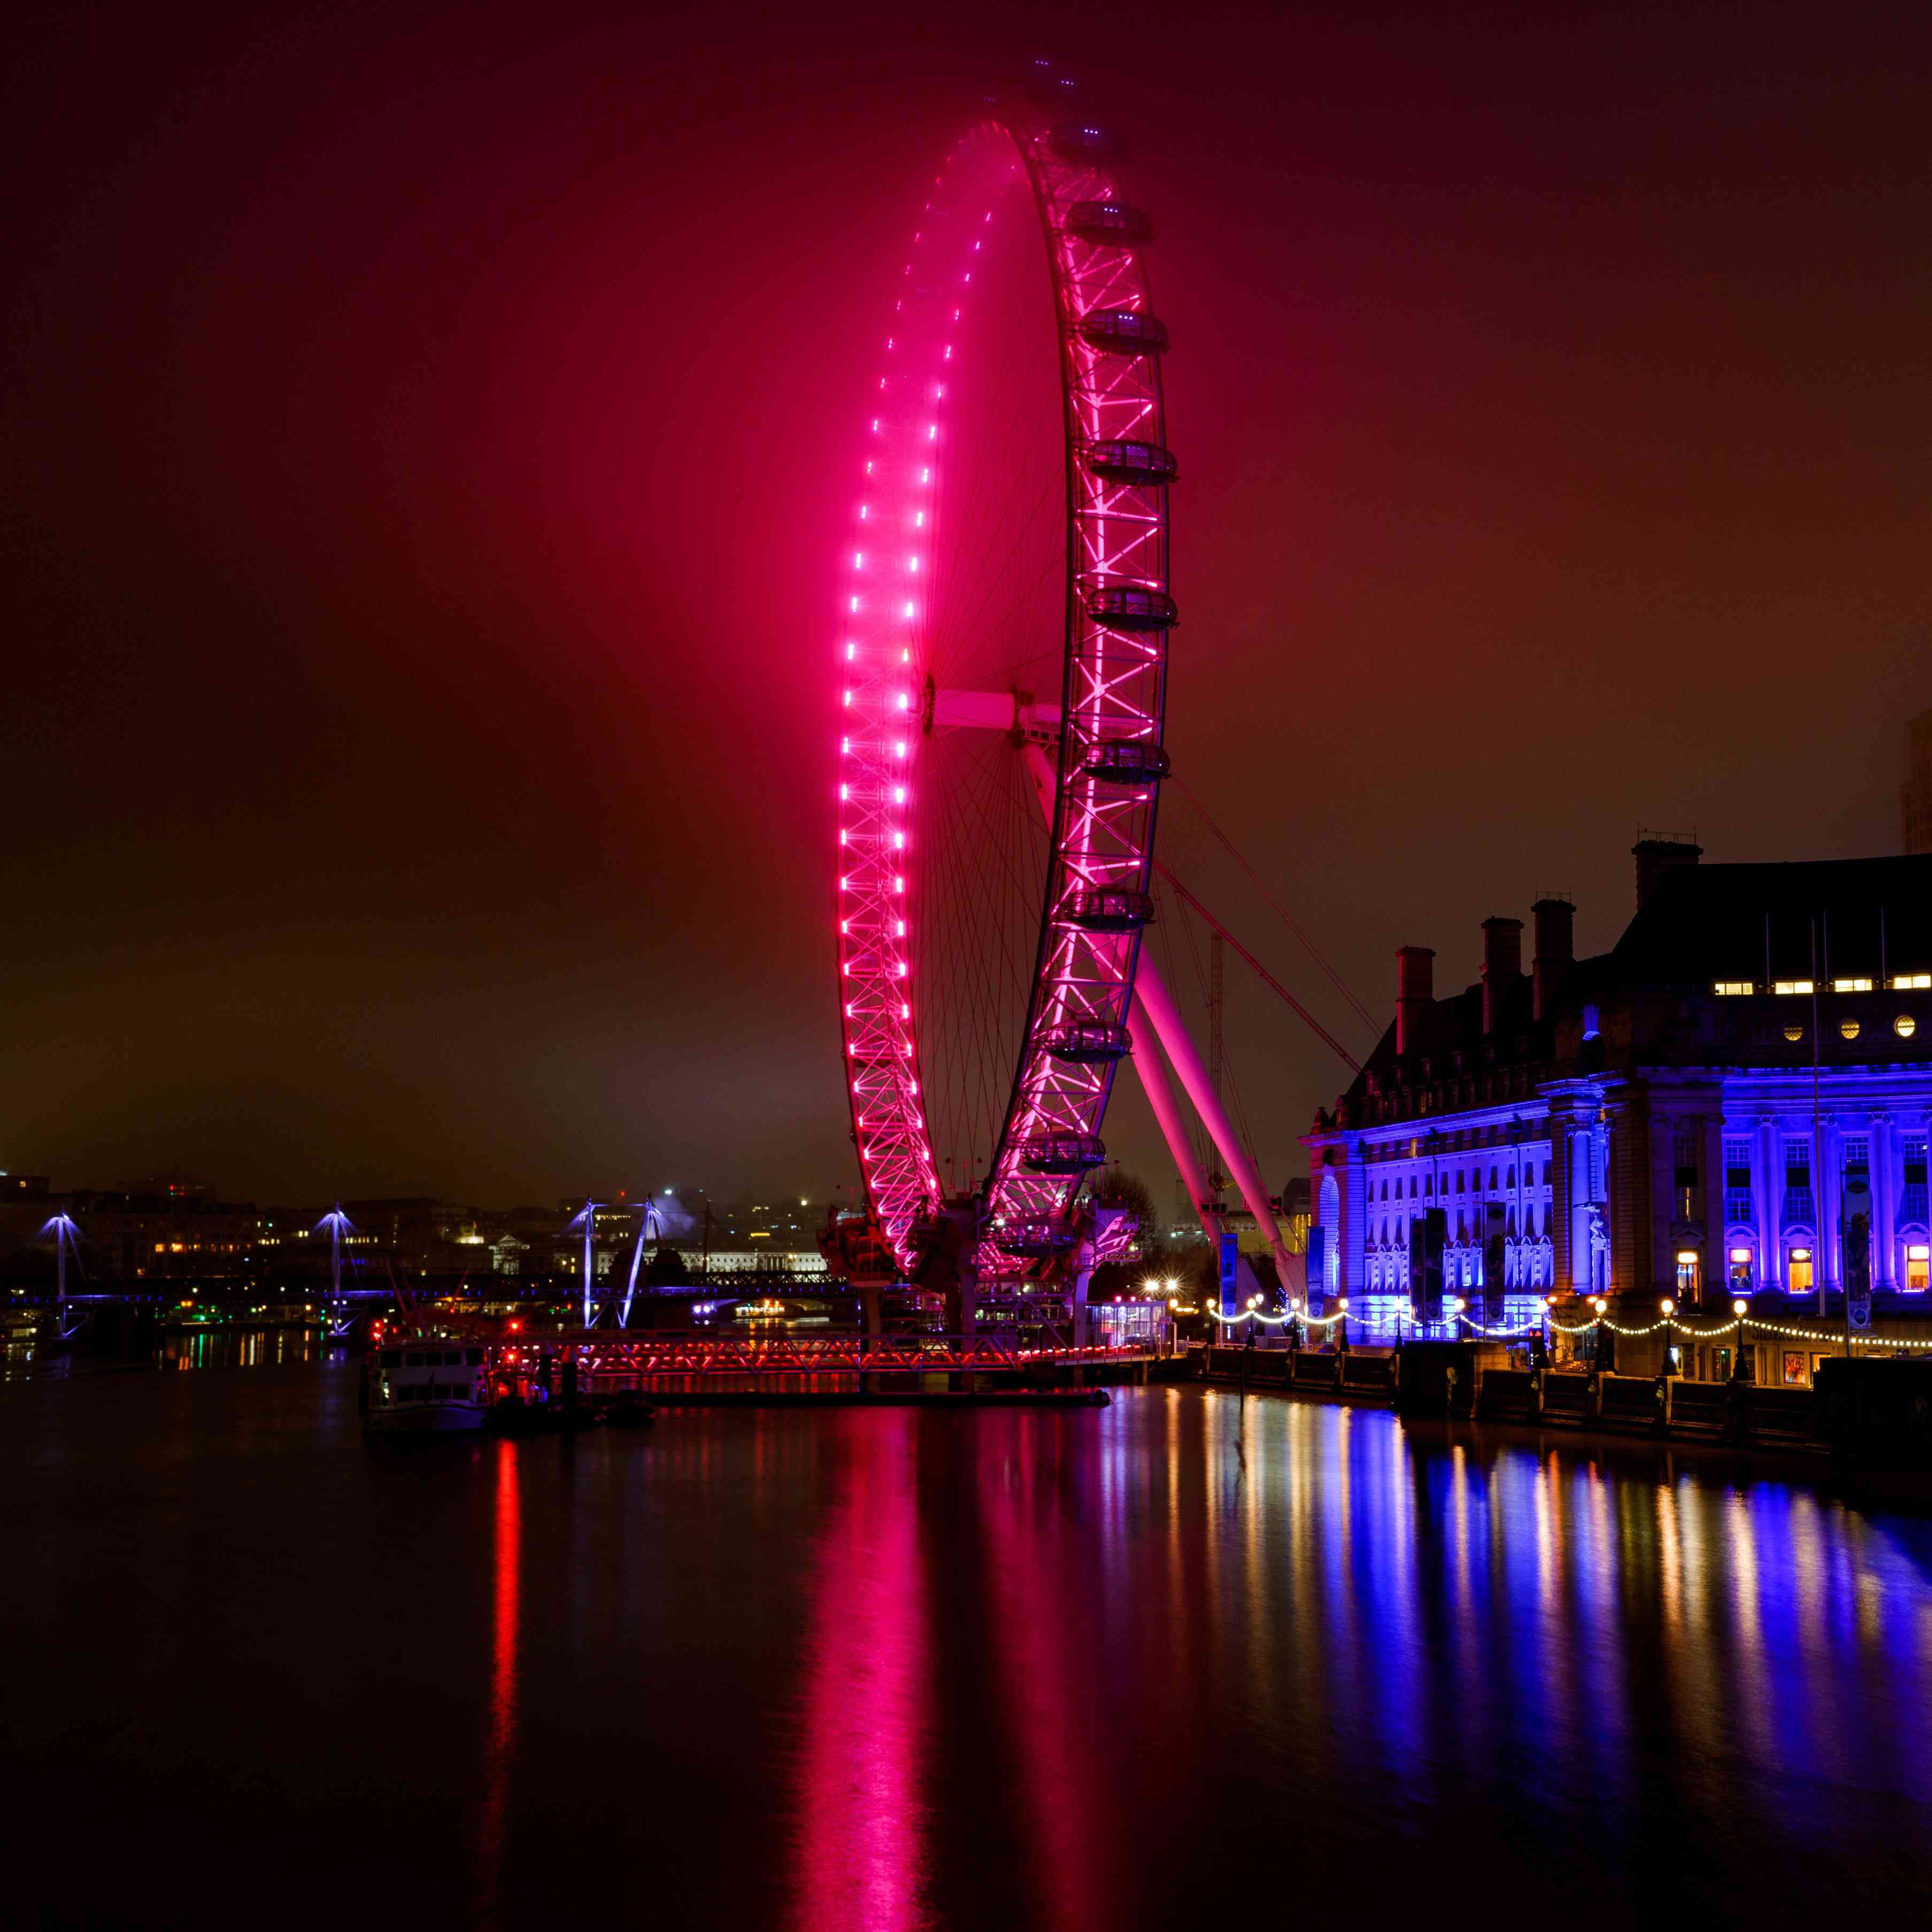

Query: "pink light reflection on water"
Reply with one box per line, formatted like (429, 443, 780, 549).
(787, 1417, 936, 1932)
(976, 1415, 1107, 1932)
(475, 1440, 520, 1931)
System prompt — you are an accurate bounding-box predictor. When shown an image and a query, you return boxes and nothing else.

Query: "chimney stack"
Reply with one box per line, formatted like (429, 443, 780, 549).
(1531, 896, 1574, 1022)
(1480, 917, 1522, 1035)
(1396, 945, 1434, 1056)
(1632, 836, 1702, 911)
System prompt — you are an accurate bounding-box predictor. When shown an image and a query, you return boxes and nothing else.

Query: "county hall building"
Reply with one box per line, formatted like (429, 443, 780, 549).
(1304, 842, 1932, 1359)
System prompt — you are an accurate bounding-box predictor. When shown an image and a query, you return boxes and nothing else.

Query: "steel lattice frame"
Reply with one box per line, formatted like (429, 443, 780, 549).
(837, 113, 1171, 1269)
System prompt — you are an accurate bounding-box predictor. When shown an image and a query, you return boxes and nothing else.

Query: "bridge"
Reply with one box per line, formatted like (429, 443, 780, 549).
(490, 1328, 1167, 1391)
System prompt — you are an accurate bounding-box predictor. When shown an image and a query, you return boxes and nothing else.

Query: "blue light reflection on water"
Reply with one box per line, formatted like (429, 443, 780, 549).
(4, 1372, 1932, 1929)
(1163, 1388, 1932, 1888)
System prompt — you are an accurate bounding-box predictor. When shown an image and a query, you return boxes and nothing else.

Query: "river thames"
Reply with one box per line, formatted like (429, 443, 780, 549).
(4, 1350, 1930, 1929)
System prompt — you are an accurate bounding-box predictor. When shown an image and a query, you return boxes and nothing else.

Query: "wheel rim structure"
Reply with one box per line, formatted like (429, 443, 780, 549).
(835, 104, 1173, 1271)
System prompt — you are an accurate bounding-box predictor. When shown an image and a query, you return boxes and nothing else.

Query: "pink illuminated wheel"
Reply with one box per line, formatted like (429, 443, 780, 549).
(835, 84, 1174, 1272)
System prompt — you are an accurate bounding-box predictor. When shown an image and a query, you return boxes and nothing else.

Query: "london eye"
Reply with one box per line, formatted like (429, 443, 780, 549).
(835, 68, 1293, 1292)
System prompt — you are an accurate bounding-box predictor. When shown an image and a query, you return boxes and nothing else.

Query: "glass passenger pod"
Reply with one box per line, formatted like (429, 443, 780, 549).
(1067, 199, 1154, 245)
(1067, 888, 1154, 932)
(1077, 307, 1169, 355)
(1020, 1133, 1108, 1176)
(1039, 1020, 1133, 1064)
(1082, 735, 1170, 784)
(996, 1221, 1081, 1258)
(1084, 439, 1178, 486)
(1049, 122, 1128, 161)
(1087, 586, 1178, 632)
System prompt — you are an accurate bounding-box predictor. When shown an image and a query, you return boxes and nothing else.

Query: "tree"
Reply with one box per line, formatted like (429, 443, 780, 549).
(645, 1245, 691, 1288)
(1088, 1167, 1156, 1238)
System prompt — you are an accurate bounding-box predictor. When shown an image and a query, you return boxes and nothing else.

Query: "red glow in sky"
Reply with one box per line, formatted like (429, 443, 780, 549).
(2, 2, 1927, 1202)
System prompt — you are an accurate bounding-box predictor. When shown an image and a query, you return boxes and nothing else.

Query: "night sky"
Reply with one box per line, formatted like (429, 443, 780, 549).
(3, 2, 1927, 1207)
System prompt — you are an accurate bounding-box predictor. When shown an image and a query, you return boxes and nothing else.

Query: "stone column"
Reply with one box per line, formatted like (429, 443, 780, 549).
(1649, 1105, 1680, 1297)
(1342, 1138, 1369, 1297)
(1872, 1111, 1896, 1289)
(1546, 1097, 1587, 1292)
(1754, 1115, 1780, 1291)
(1701, 1112, 1726, 1310)
(1604, 1096, 1648, 1296)
(1820, 1118, 1844, 1292)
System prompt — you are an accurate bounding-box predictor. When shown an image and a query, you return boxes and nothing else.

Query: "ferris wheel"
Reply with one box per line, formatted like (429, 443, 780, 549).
(835, 70, 1291, 1283)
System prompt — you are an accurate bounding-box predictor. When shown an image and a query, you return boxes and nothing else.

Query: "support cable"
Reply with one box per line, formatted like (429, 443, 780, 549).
(1169, 776, 1378, 1034)
(1154, 863, 1363, 1073)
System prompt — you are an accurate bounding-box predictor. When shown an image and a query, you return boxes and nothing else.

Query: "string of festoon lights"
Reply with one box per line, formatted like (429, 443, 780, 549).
(1199, 1297, 1345, 1329)
(1193, 1289, 1932, 1351)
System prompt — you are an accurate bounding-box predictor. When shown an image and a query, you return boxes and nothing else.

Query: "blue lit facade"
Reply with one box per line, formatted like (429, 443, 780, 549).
(1306, 846, 1932, 1331)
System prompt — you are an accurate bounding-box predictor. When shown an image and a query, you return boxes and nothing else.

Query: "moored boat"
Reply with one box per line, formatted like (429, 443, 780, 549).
(365, 1339, 490, 1433)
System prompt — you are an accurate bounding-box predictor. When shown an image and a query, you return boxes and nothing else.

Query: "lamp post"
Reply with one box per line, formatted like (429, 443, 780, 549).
(1592, 1295, 1610, 1376)
(1731, 1297, 1749, 1381)
(40, 1211, 82, 1341)
(567, 1198, 602, 1327)
(1660, 1296, 1676, 1376)
(314, 1204, 355, 1336)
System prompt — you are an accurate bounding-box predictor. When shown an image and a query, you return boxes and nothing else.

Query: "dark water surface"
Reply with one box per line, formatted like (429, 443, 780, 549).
(5, 1358, 1931, 1929)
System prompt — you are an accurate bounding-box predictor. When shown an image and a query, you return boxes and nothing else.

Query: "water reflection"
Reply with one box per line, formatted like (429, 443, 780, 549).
(788, 1414, 935, 1932)
(476, 1440, 521, 1929)
(3, 1323, 329, 1379)
(6, 1376, 1931, 1929)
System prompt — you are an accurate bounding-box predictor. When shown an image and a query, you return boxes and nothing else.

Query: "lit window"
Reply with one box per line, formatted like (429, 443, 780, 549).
(1890, 973, 1931, 990)
(1908, 1244, 1930, 1292)
(1788, 1247, 1813, 1293)
(1773, 980, 1814, 996)
(1831, 977, 1872, 992)
(1840, 1018, 1861, 1041)
(1898, 1014, 1919, 1039)
(1783, 1021, 1804, 1043)
(1713, 981, 1753, 996)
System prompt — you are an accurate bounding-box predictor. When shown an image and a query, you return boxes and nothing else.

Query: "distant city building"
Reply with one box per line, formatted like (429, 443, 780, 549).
(704, 1249, 830, 1276)
(1306, 841, 1932, 1327)
(0, 1177, 843, 1289)
(1904, 706, 1932, 855)
(70, 1190, 261, 1278)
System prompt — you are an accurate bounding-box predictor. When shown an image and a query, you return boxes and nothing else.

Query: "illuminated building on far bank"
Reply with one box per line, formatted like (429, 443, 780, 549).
(1306, 841, 1932, 1330)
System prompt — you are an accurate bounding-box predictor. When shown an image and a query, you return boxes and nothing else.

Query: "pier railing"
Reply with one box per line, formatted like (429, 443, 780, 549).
(505, 1330, 1160, 1381)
